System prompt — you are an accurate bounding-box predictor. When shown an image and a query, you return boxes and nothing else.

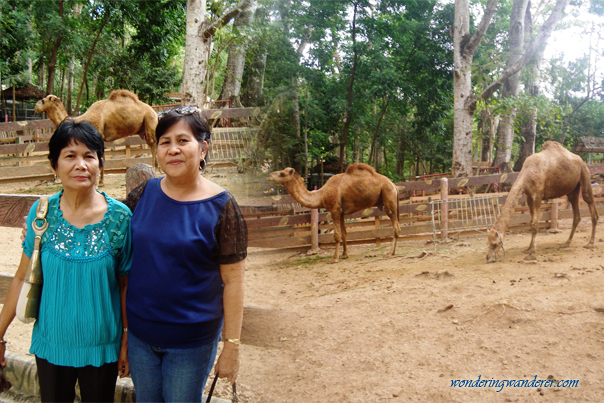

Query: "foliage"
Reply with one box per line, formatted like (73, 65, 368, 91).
(3, 0, 604, 181)
(0, 0, 35, 85)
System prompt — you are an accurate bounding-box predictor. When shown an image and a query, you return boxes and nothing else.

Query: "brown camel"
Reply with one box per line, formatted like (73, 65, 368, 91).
(35, 89, 158, 185)
(268, 163, 401, 263)
(486, 141, 598, 263)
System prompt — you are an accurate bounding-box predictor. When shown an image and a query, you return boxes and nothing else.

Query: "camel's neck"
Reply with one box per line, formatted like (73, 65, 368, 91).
(493, 174, 525, 233)
(47, 105, 69, 125)
(283, 175, 324, 209)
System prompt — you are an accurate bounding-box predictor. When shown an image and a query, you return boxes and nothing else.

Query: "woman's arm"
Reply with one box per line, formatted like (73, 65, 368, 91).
(117, 275, 129, 378)
(215, 259, 245, 385)
(0, 253, 31, 367)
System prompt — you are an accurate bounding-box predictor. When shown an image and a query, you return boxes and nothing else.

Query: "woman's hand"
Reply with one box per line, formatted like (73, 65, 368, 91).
(215, 343, 240, 385)
(118, 332, 129, 378)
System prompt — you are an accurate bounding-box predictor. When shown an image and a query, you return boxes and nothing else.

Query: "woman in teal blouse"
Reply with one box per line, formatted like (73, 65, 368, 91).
(0, 120, 132, 402)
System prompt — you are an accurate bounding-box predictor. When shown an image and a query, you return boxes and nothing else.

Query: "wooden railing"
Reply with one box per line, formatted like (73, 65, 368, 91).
(5, 167, 604, 253)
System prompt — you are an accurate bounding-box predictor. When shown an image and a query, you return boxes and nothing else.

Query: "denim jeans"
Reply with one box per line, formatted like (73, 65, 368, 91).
(128, 332, 219, 403)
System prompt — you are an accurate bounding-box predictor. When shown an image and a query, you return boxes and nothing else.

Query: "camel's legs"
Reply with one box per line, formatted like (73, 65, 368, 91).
(563, 186, 582, 248)
(580, 166, 599, 247)
(340, 215, 349, 259)
(388, 218, 401, 256)
(523, 194, 535, 254)
(330, 212, 343, 263)
(525, 194, 542, 260)
(385, 209, 400, 257)
(383, 186, 400, 257)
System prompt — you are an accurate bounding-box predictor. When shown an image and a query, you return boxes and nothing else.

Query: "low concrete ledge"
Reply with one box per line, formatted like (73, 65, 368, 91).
(4, 351, 229, 403)
(4, 352, 38, 397)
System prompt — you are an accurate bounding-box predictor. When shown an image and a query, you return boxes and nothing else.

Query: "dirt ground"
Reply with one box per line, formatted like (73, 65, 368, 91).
(2, 170, 604, 402)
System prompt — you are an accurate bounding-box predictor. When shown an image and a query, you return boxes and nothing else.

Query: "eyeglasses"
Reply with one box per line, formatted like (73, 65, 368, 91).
(157, 106, 201, 120)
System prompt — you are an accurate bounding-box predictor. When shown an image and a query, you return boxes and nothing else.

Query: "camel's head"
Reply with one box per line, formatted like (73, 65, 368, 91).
(268, 167, 296, 185)
(34, 95, 60, 113)
(486, 228, 505, 263)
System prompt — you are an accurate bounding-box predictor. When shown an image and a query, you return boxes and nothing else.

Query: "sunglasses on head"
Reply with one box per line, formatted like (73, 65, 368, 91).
(157, 106, 201, 120)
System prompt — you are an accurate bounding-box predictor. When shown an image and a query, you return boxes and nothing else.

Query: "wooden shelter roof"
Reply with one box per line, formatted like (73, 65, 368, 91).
(574, 136, 604, 153)
(1, 83, 46, 101)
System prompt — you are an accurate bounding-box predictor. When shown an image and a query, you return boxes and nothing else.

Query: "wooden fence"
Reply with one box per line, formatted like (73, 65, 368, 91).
(0, 107, 262, 183)
(4, 166, 604, 253)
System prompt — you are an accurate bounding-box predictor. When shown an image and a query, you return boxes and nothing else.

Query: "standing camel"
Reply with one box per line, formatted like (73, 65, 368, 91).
(486, 141, 598, 263)
(35, 89, 158, 185)
(268, 163, 401, 263)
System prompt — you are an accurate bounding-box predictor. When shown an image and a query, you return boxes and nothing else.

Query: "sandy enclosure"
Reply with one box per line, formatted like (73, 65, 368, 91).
(2, 170, 604, 402)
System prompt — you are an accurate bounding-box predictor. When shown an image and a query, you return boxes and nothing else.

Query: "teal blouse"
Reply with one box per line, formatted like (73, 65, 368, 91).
(22, 191, 132, 368)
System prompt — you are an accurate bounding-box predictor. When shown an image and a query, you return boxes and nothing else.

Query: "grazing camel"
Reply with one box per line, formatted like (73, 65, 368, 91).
(268, 163, 401, 263)
(486, 141, 598, 263)
(35, 90, 158, 185)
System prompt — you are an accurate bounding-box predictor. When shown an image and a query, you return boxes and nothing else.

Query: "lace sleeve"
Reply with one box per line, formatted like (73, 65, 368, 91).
(124, 180, 150, 213)
(214, 193, 248, 265)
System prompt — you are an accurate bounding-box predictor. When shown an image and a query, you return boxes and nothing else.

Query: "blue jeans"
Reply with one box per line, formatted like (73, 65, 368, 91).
(128, 332, 219, 403)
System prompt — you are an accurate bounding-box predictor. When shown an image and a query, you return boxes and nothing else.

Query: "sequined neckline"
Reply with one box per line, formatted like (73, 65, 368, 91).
(55, 189, 113, 231)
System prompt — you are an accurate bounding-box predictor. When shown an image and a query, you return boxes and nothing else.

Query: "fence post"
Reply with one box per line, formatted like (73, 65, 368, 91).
(309, 208, 321, 254)
(375, 216, 381, 247)
(440, 178, 448, 240)
(550, 198, 559, 231)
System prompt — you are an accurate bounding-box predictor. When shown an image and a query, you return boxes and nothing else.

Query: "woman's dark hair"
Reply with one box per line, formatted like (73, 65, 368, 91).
(156, 107, 212, 169)
(48, 119, 105, 170)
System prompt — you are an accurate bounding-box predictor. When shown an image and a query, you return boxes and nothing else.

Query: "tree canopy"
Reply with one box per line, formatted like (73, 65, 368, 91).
(1, 0, 603, 181)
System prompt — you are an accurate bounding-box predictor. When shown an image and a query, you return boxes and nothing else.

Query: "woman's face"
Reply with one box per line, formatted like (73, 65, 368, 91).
(157, 119, 206, 179)
(53, 140, 100, 191)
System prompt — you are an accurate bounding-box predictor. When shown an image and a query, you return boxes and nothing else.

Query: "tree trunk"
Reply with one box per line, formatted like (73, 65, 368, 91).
(66, 58, 74, 114)
(27, 58, 32, 83)
(218, 0, 257, 107)
(125, 163, 156, 195)
(291, 79, 302, 173)
(367, 99, 389, 166)
(242, 47, 267, 106)
(74, 14, 108, 114)
(339, 3, 359, 173)
(493, 0, 529, 172)
(396, 134, 406, 180)
(46, 0, 64, 95)
(480, 108, 498, 163)
(182, 0, 254, 107)
(182, 0, 210, 107)
(514, 3, 543, 171)
(452, 0, 499, 177)
(38, 62, 45, 93)
(453, 0, 568, 176)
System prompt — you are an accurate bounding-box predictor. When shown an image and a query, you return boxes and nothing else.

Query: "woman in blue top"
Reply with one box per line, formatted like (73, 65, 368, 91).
(125, 106, 247, 402)
(0, 120, 132, 402)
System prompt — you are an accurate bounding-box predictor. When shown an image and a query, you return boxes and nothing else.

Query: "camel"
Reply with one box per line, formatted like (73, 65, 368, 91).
(486, 141, 598, 263)
(35, 89, 158, 185)
(268, 163, 401, 263)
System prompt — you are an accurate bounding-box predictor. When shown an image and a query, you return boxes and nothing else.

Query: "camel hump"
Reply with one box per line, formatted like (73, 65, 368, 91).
(345, 163, 377, 175)
(108, 89, 139, 102)
(541, 140, 564, 151)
